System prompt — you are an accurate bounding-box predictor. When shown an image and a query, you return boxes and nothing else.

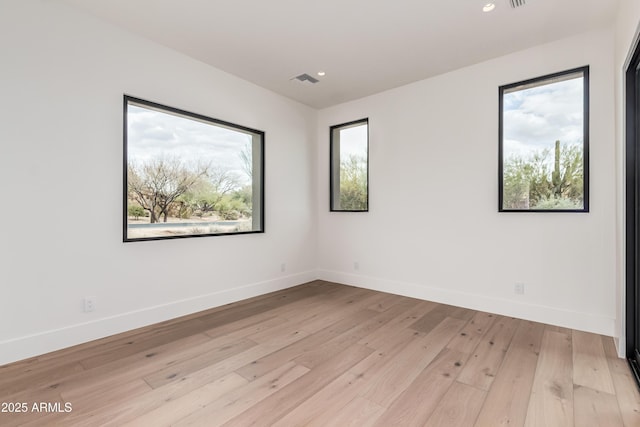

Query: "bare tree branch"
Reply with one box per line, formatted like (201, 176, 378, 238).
(127, 157, 210, 223)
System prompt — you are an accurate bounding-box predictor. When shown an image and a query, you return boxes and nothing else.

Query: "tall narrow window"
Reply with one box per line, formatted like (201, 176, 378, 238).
(124, 96, 264, 242)
(499, 66, 589, 212)
(330, 119, 369, 212)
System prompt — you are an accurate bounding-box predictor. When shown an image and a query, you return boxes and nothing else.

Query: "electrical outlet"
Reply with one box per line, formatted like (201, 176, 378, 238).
(280, 263, 286, 272)
(83, 296, 96, 312)
(354, 261, 360, 271)
(514, 283, 525, 295)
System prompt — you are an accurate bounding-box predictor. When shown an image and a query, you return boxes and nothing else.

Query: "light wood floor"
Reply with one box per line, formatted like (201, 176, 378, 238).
(1, 281, 640, 427)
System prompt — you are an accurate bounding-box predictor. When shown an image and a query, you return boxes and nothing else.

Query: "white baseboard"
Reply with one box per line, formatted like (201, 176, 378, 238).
(1, 269, 617, 366)
(318, 269, 615, 337)
(0, 270, 317, 366)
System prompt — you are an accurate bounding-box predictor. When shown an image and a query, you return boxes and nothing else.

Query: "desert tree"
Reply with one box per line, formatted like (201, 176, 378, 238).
(502, 140, 583, 209)
(339, 154, 368, 210)
(127, 157, 210, 223)
(185, 167, 242, 218)
(239, 142, 252, 180)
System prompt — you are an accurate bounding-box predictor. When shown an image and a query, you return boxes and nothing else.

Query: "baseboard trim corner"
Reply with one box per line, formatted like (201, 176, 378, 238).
(0, 270, 317, 366)
(317, 269, 615, 337)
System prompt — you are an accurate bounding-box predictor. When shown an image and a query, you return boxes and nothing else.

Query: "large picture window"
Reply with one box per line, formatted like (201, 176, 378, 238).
(499, 66, 589, 212)
(330, 119, 369, 212)
(123, 96, 264, 242)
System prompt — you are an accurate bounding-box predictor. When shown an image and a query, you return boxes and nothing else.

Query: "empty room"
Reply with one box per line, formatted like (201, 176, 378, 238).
(2, 0, 640, 425)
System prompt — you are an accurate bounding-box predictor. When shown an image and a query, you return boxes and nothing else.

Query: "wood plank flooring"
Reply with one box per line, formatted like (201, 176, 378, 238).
(1, 280, 639, 426)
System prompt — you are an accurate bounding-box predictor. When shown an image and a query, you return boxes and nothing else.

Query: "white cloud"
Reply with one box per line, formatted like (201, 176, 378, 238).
(503, 76, 583, 159)
(339, 124, 367, 160)
(127, 104, 255, 184)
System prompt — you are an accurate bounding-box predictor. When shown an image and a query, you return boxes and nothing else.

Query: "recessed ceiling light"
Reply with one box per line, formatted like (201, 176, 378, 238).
(317, 71, 326, 77)
(483, 3, 496, 12)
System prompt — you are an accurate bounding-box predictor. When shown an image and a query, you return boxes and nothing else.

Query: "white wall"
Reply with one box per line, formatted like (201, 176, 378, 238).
(317, 29, 617, 336)
(0, 1, 629, 367)
(614, 0, 640, 356)
(0, 1, 317, 365)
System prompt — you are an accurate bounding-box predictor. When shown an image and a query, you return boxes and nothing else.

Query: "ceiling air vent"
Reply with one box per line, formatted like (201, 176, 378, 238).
(509, 0, 526, 8)
(291, 73, 319, 85)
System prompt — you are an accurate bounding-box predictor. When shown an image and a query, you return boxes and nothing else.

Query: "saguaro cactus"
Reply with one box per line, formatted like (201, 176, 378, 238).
(551, 140, 562, 198)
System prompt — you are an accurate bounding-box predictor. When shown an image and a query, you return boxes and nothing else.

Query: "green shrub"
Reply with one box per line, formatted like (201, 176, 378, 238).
(128, 204, 146, 220)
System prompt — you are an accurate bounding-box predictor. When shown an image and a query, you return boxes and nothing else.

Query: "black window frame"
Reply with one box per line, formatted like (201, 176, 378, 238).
(123, 95, 265, 242)
(498, 66, 590, 213)
(330, 118, 369, 212)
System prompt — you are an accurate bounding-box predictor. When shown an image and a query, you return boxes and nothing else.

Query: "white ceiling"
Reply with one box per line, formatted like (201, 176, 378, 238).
(62, 0, 619, 109)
